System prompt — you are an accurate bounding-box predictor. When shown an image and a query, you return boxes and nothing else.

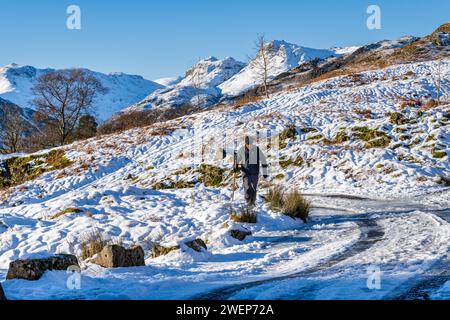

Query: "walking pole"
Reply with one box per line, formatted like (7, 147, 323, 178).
(231, 139, 238, 203)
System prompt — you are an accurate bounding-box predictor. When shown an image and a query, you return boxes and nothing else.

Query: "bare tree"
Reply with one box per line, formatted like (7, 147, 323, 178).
(250, 35, 273, 99)
(0, 106, 27, 154)
(32, 69, 106, 146)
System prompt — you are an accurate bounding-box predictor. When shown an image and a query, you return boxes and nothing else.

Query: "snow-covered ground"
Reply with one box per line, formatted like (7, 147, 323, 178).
(0, 59, 448, 300)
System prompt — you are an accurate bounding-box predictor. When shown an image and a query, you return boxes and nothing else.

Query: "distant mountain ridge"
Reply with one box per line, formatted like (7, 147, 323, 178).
(0, 64, 163, 122)
(123, 40, 357, 115)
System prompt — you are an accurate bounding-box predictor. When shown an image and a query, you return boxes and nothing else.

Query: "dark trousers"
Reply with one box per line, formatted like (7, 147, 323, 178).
(243, 174, 259, 206)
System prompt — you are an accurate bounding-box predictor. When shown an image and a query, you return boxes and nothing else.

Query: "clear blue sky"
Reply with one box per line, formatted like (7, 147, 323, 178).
(0, 0, 448, 80)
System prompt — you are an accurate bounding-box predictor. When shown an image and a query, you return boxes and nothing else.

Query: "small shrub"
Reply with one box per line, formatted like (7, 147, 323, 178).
(283, 190, 310, 222)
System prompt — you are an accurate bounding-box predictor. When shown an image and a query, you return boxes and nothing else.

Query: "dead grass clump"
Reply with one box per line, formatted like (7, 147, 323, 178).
(265, 186, 310, 222)
(230, 208, 257, 224)
(80, 231, 108, 260)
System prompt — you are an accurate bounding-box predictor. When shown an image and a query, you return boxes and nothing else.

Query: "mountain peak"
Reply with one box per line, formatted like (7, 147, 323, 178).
(433, 22, 450, 34)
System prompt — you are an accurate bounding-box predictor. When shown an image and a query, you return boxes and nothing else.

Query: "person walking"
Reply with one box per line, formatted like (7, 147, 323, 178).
(235, 135, 269, 208)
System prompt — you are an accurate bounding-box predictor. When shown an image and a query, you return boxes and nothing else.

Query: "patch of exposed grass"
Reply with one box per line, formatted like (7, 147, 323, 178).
(352, 127, 391, 148)
(390, 112, 409, 125)
(307, 134, 324, 141)
(300, 127, 318, 134)
(0, 150, 72, 189)
(152, 179, 195, 190)
(324, 131, 349, 145)
(279, 125, 297, 149)
(279, 156, 304, 169)
(197, 164, 225, 187)
(394, 127, 408, 134)
(173, 167, 191, 175)
(51, 208, 83, 220)
(425, 134, 436, 142)
(432, 149, 447, 159)
(274, 173, 285, 180)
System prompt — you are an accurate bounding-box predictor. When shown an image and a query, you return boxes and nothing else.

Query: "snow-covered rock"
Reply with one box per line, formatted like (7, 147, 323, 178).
(0, 64, 163, 122)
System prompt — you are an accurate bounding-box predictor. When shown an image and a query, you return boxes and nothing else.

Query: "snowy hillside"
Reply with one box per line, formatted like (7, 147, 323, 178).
(0, 58, 448, 299)
(0, 64, 163, 122)
(219, 40, 355, 97)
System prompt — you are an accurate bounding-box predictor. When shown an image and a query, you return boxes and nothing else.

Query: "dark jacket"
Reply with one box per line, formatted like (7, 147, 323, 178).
(236, 145, 268, 177)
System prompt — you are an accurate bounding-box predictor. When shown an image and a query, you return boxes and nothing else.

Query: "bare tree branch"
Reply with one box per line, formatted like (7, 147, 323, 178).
(32, 69, 107, 146)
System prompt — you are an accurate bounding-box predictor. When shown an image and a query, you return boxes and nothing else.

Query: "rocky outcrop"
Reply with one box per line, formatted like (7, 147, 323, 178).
(6, 254, 79, 281)
(92, 245, 145, 268)
(230, 228, 252, 241)
(185, 239, 207, 252)
(0, 283, 6, 300)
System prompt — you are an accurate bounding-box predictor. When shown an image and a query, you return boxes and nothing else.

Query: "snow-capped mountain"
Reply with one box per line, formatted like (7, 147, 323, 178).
(127, 57, 246, 111)
(0, 64, 164, 122)
(124, 42, 357, 114)
(219, 40, 352, 97)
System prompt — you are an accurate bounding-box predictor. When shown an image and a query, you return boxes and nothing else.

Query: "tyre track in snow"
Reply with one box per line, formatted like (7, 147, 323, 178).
(194, 217, 385, 300)
(385, 208, 450, 300)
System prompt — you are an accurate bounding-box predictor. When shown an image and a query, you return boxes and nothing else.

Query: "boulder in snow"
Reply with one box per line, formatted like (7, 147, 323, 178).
(184, 239, 207, 252)
(92, 245, 145, 268)
(6, 254, 79, 281)
(230, 228, 252, 241)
